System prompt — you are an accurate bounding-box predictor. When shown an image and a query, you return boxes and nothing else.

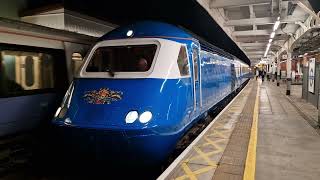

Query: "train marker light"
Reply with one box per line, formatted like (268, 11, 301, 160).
(139, 111, 152, 123)
(125, 111, 139, 123)
(127, 30, 134, 37)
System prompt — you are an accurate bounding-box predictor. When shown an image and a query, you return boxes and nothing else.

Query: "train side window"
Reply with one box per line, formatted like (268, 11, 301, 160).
(177, 46, 190, 76)
(0, 50, 57, 97)
(25, 56, 35, 87)
(192, 49, 199, 81)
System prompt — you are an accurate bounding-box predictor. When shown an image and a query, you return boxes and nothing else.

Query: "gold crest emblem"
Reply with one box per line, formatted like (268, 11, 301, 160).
(83, 88, 123, 104)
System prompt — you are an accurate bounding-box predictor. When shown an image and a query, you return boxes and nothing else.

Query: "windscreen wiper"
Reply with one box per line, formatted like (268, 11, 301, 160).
(106, 60, 115, 77)
(108, 70, 115, 77)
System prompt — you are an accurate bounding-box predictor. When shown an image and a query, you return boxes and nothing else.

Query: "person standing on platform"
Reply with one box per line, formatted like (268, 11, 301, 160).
(256, 69, 259, 80)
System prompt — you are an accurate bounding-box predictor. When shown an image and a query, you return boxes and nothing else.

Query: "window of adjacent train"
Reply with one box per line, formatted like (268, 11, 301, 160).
(177, 46, 190, 76)
(0, 50, 56, 96)
(86, 44, 157, 73)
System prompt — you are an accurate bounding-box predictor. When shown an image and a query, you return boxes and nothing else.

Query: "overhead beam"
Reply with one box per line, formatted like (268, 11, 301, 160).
(243, 46, 266, 50)
(236, 35, 287, 42)
(236, 36, 269, 42)
(209, 0, 270, 8)
(224, 16, 306, 26)
(246, 51, 265, 55)
(233, 29, 284, 37)
(232, 29, 272, 36)
(240, 42, 267, 47)
(247, 55, 264, 58)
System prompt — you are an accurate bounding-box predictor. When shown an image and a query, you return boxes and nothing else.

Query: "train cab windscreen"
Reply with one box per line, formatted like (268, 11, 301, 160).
(86, 44, 157, 73)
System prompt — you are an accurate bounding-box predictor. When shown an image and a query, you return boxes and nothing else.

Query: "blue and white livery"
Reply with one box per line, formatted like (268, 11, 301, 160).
(52, 21, 250, 166)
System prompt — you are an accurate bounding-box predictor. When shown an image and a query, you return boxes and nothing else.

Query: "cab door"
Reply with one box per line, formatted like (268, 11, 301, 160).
(191, 44, 201, 113)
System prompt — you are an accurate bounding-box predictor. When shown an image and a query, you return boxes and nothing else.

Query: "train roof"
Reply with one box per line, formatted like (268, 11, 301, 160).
(99, 21, 248, 65)
(99, 21, 194, 41)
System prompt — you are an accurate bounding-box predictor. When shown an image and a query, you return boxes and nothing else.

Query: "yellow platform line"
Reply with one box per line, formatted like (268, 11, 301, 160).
(243, 82, 260, 180)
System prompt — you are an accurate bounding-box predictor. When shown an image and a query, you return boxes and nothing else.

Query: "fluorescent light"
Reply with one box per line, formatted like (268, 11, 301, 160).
(269, 39, 273, 43)
(267, 43, 271, 48)
(264, 44, 271, 57)
(264, 50, 268, 57)
(270, 32, 275, 38)
(273, 20, 280, 31)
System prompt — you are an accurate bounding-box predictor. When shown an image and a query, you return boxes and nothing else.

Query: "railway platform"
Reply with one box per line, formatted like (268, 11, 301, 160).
(158, 79, 320, 180)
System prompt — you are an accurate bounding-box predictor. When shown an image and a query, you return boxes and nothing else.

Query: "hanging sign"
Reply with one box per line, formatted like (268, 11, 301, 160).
(308, 58, 315, 93)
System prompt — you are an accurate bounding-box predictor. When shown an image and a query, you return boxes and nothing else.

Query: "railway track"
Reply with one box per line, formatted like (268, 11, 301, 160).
(0, 133, 33, 177)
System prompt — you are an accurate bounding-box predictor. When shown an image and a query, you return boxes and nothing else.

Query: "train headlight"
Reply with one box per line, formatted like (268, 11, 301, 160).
(126, 30, 134, 37)
(125, 111, 138, 123)
(139, 111, 152, 123)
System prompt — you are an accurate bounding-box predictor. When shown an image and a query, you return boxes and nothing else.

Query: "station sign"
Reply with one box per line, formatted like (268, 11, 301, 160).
(308, 58, 315, 93)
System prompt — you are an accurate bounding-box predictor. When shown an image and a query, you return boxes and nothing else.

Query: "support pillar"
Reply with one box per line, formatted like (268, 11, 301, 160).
(286, 52, 292, 95)
(277, 58, 280, 86)
(272, 61, 276, 82)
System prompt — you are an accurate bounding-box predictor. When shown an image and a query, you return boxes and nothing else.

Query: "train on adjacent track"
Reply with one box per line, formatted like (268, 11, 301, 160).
(0, 17, 97, 137)
(52, 21, 251, 168)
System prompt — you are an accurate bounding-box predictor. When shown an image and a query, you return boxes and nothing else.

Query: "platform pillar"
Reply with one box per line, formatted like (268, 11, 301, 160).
(277, 58, 280, 86)
(272, 61, 276, 82)
(286, 52, 292, 95)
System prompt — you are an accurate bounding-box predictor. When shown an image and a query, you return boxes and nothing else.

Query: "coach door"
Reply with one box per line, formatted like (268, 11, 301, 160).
(192, 45, 201, 112)
(231, 63, 236, 91)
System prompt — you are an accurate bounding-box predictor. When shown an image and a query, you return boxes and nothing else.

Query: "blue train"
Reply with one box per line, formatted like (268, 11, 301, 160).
(52, 21, 250, 167)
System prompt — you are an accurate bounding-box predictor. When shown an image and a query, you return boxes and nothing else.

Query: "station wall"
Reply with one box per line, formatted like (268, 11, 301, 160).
(302, 54, 320, 109)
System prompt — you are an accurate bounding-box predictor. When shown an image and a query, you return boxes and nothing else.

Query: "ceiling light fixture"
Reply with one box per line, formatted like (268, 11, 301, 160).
(273, 20, 280, 31)
(270, 32, 276, 38)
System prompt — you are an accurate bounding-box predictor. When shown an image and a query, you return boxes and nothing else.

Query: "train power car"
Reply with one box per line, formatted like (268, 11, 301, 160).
(0, 17, 97, 137)
(52, 21, 250, 168)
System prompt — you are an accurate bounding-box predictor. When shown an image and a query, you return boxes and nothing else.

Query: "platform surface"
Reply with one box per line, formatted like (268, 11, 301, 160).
(256, 81, 320, 180)
(159, 79, 320, 180)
